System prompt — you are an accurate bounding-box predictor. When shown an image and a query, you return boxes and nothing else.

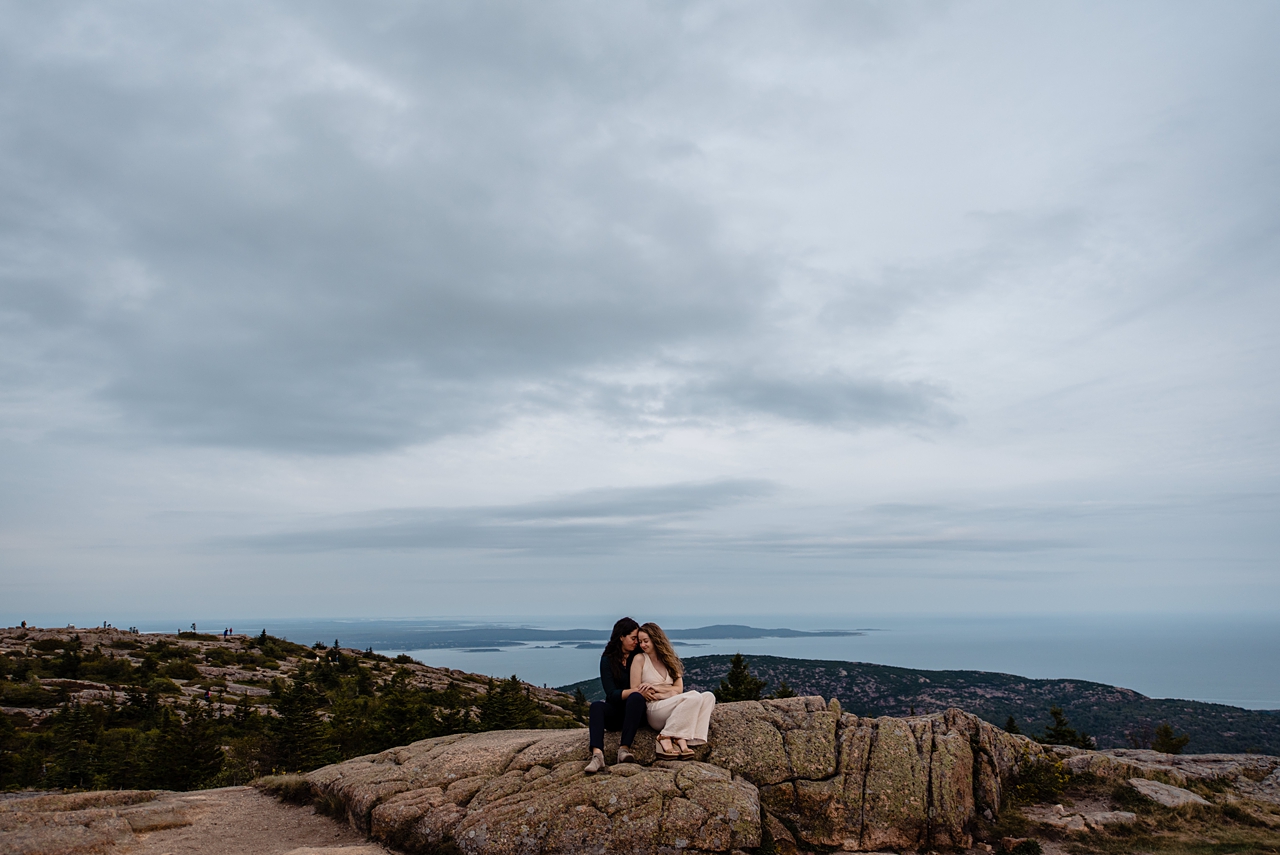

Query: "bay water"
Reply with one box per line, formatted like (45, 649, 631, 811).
(205, 613, 1280, 709)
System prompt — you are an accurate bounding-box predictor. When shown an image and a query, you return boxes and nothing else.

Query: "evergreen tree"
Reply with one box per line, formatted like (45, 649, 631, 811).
(1151, 722, 1190, 754)
(374, 668, 437, 748)
(716, 654, 766, 702)
(1004, 716, 1021, 735)
(176, 700, 225, 788)
(145, 706, 187, 789)
(47, 702, 103, 789)
(53, 639, 83, 679)
(477, 676, 541, 731)
(770, 680, 797, 699)
(273, 680, 330, 772)
(0, 713, 18, 789)
(432, 681, 477, 735)
(1038, 706, 1093, 749)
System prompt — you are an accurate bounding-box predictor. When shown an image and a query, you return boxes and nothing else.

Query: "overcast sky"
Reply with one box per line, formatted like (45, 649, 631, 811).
(2, 1, 1278, 624)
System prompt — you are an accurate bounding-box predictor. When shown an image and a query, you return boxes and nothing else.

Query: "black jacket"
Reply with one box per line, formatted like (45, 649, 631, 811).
(599, 650, 637, 705)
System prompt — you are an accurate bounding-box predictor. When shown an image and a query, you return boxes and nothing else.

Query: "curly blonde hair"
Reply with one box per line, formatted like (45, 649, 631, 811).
(640, 622, 682, 679)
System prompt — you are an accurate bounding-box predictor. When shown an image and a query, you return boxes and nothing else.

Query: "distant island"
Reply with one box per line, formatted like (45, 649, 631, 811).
(559, 653, 1280, 755)
(256, 622, 863, 650)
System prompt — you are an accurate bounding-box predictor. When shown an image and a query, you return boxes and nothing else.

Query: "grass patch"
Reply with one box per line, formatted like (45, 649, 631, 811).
(1066, 827, 1280, 855)
(312, 789, 347, 820)
(256, 774, 314, 805)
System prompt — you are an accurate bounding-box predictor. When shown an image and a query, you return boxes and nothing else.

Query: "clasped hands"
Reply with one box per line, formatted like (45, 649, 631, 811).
(636, 682, 676, 701)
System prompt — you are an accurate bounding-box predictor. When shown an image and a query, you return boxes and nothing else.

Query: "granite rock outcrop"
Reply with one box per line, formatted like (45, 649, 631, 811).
(306, 698, 1046, 854)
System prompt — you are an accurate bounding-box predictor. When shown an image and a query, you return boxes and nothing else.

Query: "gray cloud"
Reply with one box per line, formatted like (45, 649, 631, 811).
(230, 479, 778, 553)
(2, 2, 1279, 620)
(0, 1, 948, 454)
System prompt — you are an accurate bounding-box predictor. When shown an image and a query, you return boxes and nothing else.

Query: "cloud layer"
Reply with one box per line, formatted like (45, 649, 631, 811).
(1, 1, 1278, 620)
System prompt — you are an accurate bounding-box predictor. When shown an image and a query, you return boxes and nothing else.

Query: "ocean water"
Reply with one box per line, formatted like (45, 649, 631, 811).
(208, 613, 1280, 709)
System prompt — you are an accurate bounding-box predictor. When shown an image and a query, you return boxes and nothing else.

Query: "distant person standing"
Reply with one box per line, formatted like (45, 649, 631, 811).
(585, 617, 646, 774)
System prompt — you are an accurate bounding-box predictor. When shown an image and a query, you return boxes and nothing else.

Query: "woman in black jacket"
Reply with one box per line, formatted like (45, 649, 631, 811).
(585, 616, 648, 773)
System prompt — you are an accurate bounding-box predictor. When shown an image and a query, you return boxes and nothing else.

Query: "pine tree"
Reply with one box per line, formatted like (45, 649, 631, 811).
(1039, 706, 1093, 749)
(1004, 716, 1021, 734)
(570, 687, 589, 721)
(175, 699, 225, 788)
(477, 676, 541, 731)
(770, 680, 796, 699)
(273, 680, 330, 772)
(374, 668, 437, 748)
(1151, 722, 1190, 754)
(716, 654, 766, 702)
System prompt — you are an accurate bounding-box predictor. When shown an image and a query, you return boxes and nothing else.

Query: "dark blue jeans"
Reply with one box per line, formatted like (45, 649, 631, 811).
(589, 693, 646, 751)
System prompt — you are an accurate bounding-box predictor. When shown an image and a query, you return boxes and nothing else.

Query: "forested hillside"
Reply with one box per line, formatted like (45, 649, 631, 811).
(0, 626, 585, 791)
(560, 653, 1280, 754)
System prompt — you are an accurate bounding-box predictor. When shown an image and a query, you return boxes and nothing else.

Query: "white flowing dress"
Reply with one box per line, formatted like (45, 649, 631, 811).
(638, 654, 716, 745)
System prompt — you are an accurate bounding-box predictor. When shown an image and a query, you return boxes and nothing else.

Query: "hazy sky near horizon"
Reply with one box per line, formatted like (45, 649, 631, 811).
(2, 1, 1278, 623)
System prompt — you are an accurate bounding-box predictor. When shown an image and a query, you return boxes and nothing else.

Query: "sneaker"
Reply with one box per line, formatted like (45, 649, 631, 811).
(616, 746, 637, 764)
(585, 752, 607, 775)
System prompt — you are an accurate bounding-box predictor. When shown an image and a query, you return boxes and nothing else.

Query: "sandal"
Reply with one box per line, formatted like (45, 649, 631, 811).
(655, 736, 680, 760)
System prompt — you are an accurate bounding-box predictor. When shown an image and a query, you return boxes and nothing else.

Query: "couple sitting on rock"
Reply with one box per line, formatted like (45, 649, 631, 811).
(585, 617, 717, 774)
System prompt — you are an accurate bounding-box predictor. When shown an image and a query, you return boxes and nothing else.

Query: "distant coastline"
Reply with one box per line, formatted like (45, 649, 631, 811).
(560, 653, 1280, 755)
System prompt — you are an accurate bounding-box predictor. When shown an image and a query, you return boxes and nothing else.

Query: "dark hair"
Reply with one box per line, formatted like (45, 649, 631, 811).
(603, 617, 640, 675)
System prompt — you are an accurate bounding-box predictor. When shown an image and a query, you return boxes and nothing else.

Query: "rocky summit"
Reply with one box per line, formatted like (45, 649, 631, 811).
(8, 694, 1280, 855)
(307, 697, 1046, 854)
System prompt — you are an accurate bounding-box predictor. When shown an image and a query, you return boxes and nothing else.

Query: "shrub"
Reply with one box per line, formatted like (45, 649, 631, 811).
(1006, 758, 1070, 805)
(162, 661, 201, 681)
(1109, 782, 1150, 812)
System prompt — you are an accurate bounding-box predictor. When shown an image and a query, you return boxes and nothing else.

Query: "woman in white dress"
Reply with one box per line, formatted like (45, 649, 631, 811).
(630, 622, 716, 760)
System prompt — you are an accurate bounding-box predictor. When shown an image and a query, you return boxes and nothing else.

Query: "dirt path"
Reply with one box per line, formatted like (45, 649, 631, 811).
(1, 786, 392, 855)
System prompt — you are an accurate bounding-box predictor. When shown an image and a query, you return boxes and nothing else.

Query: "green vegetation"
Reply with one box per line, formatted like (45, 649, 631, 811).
(1017, 774, 1280, 855)
(1152, 721, 1191, 754)
(1038, 705, 1094, 749)
(1005, 757, 1071, 805)
(714, 653, 767, 702)
(0, 633, 579, 792)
